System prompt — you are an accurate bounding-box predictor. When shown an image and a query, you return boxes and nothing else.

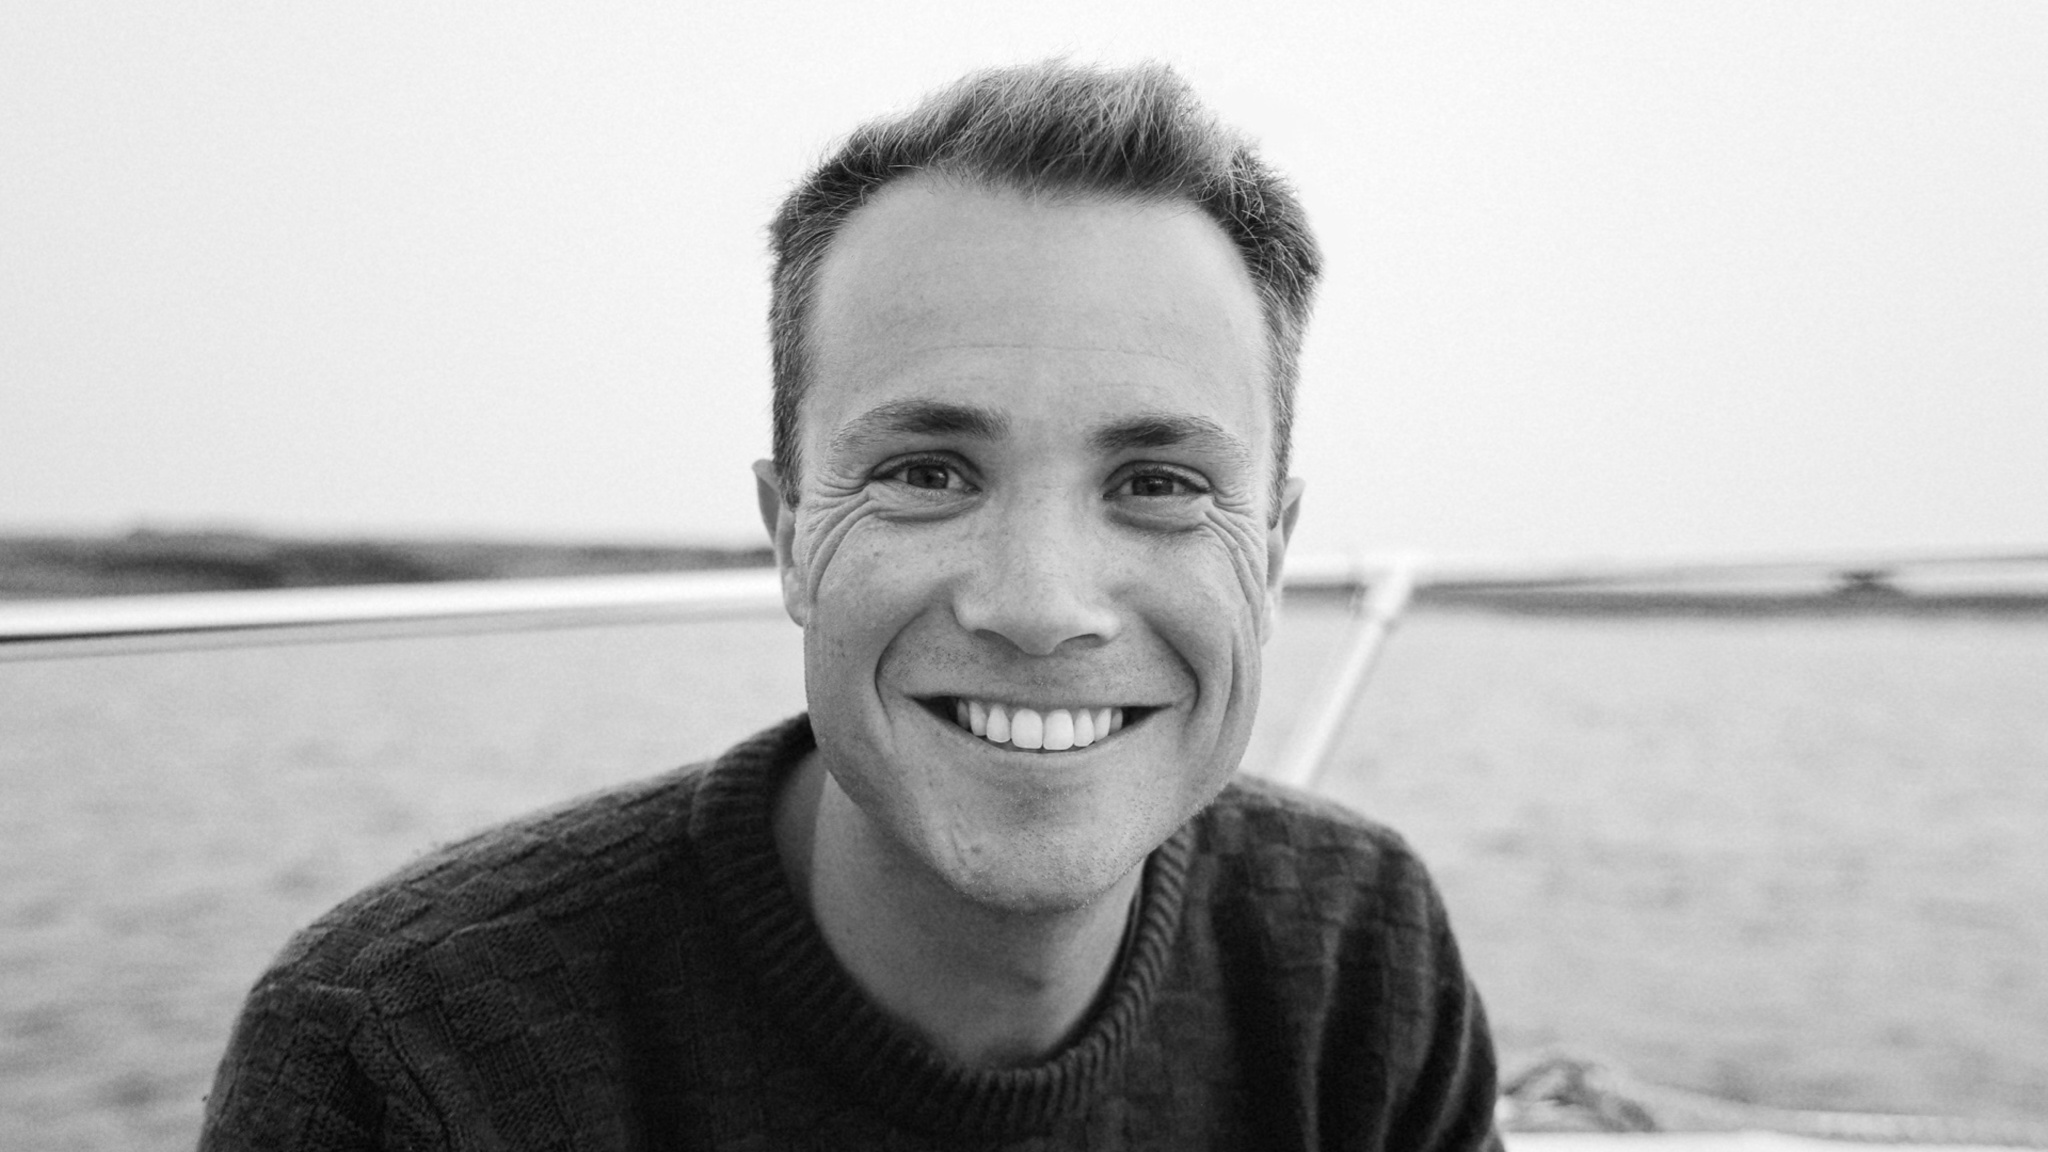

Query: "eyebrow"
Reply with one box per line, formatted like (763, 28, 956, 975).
(1091, 413, 1255, 471)
(826, 399, 1255, 472)
(827, 399, 1011, 459)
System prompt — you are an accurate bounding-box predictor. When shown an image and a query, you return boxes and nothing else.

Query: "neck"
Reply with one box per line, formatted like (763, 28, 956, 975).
(773, 751, 1141, 1067)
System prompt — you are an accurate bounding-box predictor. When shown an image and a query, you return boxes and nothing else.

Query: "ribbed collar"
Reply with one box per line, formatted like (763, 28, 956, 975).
(690, 715, 1194, 1137)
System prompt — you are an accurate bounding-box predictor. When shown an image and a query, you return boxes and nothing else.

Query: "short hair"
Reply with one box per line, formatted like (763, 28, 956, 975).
(767, 60, 1322, 515)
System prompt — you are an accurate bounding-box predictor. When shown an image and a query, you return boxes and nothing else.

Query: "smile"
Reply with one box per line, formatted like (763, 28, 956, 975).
(927, 697, 1150, 752)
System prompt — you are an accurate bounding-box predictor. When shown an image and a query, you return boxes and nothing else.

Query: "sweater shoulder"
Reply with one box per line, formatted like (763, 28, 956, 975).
(262, 762, 713, 992)
(1202, 772, 1426, 869)
(1192, 783, 1500, 1151)
(1191, 773, 1447, 933)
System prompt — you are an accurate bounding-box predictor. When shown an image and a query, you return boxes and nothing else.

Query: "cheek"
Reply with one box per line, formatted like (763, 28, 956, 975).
(1210, 511, 1276, 613)
(812, 523, 936, 617)
(1127, 532, 1269, 710)
(802, 524, 953, 703)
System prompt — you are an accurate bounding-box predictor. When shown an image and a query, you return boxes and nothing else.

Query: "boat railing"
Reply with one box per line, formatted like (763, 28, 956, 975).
(5, 545, 2047, 1147)
(8, 545, 2042, 791)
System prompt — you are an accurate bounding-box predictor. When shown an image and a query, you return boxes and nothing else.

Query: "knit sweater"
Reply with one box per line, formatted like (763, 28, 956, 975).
(199, 716, 1502, 1151)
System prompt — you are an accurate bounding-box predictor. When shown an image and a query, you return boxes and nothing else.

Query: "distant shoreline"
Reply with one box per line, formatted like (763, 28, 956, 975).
(8, 529, 2046, 617)
(0, 529, 772, 601)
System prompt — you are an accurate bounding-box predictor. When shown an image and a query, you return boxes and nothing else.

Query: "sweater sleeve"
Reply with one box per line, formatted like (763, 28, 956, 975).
(1387, 880, 1504, 1152)
(198, 971, 447, 1152)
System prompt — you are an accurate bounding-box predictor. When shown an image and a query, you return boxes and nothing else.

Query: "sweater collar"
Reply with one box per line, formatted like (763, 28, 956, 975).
(691, 715, 1193, 1137)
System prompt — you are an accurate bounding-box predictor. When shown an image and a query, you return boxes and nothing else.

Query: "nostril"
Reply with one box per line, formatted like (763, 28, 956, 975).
(952, 571, 1120, 657)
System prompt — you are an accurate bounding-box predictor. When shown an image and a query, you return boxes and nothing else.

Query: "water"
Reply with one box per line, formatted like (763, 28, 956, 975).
(3, 607, 2044, 1149)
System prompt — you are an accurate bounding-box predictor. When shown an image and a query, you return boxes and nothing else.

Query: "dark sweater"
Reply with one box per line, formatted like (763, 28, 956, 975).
(200, 716, 1502, 1151)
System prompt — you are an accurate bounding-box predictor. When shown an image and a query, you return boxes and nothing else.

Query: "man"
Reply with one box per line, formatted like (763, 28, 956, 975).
(202, 61, 1501, 1149)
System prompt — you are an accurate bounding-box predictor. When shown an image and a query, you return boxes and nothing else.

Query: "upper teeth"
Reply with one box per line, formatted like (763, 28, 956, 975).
(950, 699, 1126, 751)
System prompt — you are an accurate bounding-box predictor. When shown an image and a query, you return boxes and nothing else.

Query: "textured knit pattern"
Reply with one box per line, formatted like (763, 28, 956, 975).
(199, 716, 1503, 1151)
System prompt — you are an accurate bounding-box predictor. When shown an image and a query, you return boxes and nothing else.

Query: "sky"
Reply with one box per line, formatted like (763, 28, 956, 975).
(4, 1, 2044, 562)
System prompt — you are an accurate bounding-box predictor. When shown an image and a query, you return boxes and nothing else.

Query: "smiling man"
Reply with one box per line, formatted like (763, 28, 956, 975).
(202, 62, 1501, 1150)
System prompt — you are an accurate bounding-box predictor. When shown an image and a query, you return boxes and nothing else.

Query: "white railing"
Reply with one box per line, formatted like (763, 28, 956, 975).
(5, 547, 2043, 790)
(6, 546, 2045, 1148)
(1270, 555, 1420, 790)
(0, 568, 788, 654)
(10, 546, 2043, 650)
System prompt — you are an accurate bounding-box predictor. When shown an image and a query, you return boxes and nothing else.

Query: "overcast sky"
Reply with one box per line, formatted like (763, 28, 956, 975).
(4, 1, 2043, 562)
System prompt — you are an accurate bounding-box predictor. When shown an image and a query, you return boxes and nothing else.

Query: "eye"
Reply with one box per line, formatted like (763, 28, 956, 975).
(875, 455, 974, 493)
(1111, 467, 1209, 499)
(901, 463, 955, 490)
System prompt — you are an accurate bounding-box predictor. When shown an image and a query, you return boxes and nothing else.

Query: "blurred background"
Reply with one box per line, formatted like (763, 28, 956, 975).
(3, 2, 2045, 1150)
(5, 0, 2043, 557)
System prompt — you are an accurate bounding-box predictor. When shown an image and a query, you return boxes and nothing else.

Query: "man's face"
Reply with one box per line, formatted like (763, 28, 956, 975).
(762, 178, 1302, 913)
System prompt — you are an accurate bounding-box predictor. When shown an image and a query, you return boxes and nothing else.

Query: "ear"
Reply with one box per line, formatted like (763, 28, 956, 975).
(752, 459, 810, 628)
(1261, 476, 1306, 639)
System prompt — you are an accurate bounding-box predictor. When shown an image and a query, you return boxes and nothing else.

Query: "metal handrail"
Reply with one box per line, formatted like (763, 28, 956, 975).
(1270, 555, 1419, 790)
(10, 548, 2043, 1148)
(0, 568, 786, 658)
(6, 546, 2043, 660)
(1282, 546, 2048, 591)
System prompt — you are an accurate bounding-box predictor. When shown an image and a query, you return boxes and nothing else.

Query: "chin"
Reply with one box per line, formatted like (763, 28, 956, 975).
(929, 834, 1146, 916)
(906, 770, 1214, 915)
(816, 682, 1246, 915)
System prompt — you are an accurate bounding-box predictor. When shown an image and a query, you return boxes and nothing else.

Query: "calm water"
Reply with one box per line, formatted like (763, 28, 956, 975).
(3, 607, 2045, 1150)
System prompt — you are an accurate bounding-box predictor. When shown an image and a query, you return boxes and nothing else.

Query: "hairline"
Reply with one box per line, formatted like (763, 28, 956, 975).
(779, 172, 1300, 518)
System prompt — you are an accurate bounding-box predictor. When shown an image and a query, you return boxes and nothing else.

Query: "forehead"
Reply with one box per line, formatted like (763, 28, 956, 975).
(802, 179, 1271, 450)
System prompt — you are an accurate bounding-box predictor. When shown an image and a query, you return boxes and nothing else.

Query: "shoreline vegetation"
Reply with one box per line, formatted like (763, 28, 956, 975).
(0, 529, 773, 600)
(5, 528, 2046, 617)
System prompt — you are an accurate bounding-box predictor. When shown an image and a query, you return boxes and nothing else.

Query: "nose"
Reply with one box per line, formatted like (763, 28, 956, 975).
(951, 490, 1120, 656)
